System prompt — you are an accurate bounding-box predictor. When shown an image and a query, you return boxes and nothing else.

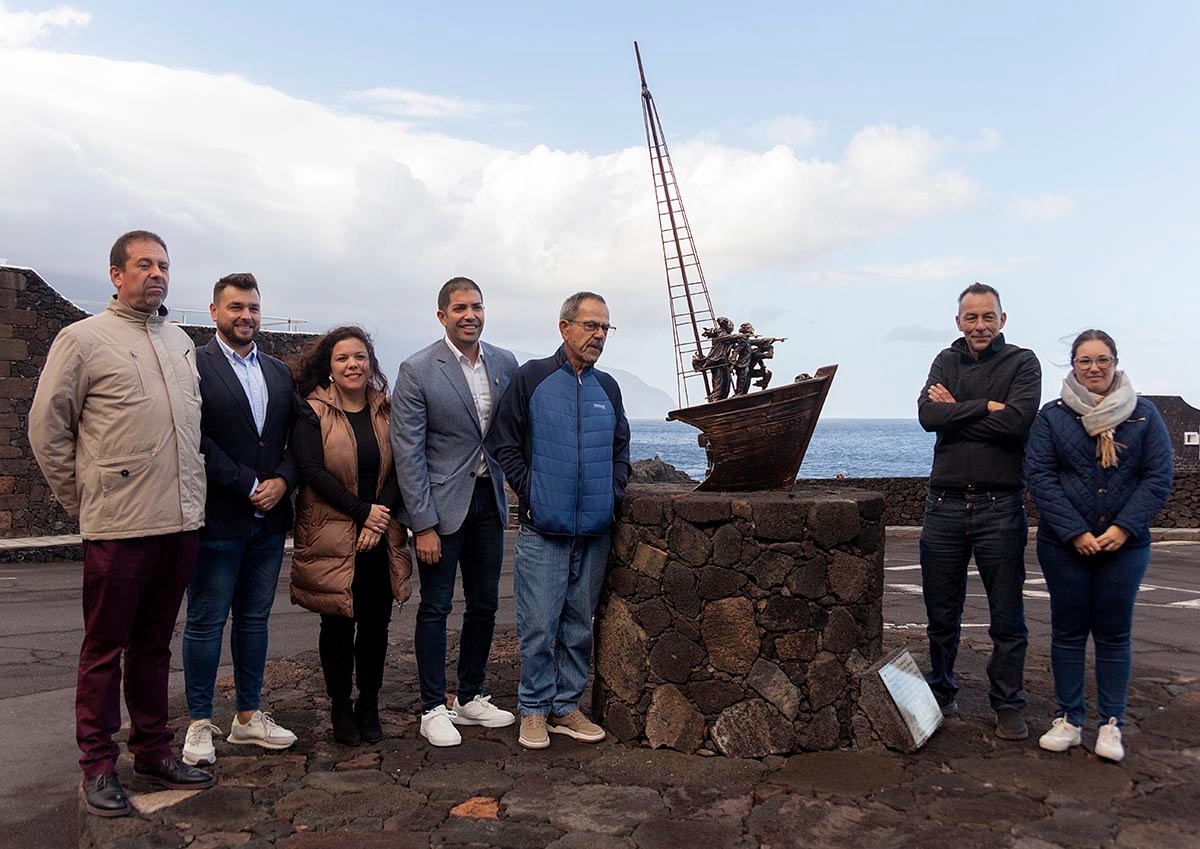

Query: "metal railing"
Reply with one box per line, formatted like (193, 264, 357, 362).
(71, 300, 308, 332)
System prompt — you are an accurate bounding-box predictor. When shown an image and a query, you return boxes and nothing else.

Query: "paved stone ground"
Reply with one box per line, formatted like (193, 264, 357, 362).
(81, 626, 1200, 849)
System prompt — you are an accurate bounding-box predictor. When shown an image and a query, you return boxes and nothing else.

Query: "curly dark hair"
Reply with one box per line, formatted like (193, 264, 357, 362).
(294, 325, 389, 399)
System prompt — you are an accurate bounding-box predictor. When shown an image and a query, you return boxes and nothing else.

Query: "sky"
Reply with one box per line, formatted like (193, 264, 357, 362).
(1, 2, 1197, 417)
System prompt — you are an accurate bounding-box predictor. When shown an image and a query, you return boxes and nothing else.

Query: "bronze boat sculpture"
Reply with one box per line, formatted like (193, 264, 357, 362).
(636, 42, 837, 491)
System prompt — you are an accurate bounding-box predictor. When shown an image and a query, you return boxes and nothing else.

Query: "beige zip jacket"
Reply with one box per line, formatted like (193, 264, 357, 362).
(29, 298, 206, 540)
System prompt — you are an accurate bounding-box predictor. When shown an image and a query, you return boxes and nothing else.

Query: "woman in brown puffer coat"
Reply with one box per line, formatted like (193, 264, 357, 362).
(290, 326, 412, 746)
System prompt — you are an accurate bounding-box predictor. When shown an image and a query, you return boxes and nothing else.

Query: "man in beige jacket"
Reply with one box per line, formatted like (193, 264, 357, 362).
(29, 230, 214, 817)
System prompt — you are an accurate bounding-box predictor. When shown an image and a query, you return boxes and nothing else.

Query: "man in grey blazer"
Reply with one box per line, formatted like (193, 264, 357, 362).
(392, 277, 519, 747)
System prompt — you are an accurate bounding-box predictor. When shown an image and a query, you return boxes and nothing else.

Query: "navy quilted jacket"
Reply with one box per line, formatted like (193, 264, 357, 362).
(485, 346, 631, 536)
(1025, 396, 1173, 548)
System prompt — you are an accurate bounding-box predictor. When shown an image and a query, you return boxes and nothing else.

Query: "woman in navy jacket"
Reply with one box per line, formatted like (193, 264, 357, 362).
(1025, 329, 1173, 762)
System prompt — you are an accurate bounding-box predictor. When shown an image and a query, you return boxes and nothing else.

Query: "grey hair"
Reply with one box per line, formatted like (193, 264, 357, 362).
(559, 291, 607, 322)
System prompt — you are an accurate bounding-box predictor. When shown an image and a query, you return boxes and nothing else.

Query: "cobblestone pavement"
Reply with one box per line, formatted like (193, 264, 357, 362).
(82, 627, 1200, 849)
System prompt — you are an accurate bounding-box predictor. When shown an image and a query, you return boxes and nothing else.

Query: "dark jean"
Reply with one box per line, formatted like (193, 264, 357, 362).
(414, 478, 504, 713)
(182, 519, 286, 718)
(77, 532, 199, 777)
(920, 487, 1029, 712)
(1038, 538, 1150, 727)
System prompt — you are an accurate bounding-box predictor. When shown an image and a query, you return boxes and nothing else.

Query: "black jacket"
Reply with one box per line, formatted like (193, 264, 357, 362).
(197, 337, 298, 538)
(917, 334, 1041, 490)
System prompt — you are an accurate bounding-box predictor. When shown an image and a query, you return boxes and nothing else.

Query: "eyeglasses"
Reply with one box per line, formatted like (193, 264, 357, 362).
(566, 320, 617, 336)
(1074, 356, 1115, 368)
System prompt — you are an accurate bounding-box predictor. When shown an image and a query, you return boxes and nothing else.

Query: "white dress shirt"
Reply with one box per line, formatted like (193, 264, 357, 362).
(444, 335, 491, 478)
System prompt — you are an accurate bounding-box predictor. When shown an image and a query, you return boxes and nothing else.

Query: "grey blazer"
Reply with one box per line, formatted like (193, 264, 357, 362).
(391, 338, 519, 535)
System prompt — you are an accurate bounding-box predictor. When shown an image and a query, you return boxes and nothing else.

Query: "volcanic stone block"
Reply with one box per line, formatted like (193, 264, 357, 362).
(711, 524, 743, 566)
(807, 652, 848, 710)
(687, 679, 745, 714)
(668, 519, 711, 565)
(596, 597, 648, 703)
(645, 684, 706, 753)
(701, 597, 759, 674)
(662, 561, 701, 617)
(711, 699, 796, 758)
(650, 631, 705, 683)
(630, 543, 668, 579)
(786, 556, 828, 600)
(746, 658, 800, 720)
(748, 550, 793, 589)
(696, 566, 747, 599)
(807, 498, 861, 547)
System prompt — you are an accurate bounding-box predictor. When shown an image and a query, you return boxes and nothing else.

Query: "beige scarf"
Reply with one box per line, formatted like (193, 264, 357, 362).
(1060, 371, 1137, 468)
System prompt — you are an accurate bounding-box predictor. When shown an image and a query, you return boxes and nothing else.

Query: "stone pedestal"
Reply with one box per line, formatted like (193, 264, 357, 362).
(593, 483, 885, 757)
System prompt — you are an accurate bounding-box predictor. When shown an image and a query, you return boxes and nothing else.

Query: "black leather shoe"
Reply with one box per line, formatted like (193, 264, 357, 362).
(133, 757, 215, 790)
(82, 772, 131, 817)
(332, 700, 361, 746)
(356, 694, 383, 743)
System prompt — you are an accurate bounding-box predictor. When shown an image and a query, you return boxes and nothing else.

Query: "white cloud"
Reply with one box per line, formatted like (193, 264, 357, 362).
(0, 46, 983, 392)
(0, 2, 89, 46)
(344, 86, 500, 120)
(794, 256, 1020, 287)
(746, 114, 821, 148)
(1011, 193, 1074, 219)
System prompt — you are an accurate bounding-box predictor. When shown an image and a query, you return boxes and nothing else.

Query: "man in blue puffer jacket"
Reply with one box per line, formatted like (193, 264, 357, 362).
(486, 291, 631, 750)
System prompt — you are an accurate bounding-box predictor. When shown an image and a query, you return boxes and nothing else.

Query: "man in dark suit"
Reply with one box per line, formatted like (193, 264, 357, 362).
(392, 277, 519, 747)
(181, 273, 299, 766)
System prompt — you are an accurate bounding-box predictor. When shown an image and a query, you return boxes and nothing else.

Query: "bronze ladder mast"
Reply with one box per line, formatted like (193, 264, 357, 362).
(635, 41, 716, 407)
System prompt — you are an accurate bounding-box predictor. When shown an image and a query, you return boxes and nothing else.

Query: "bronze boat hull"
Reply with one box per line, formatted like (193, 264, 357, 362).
(666, 365, 837, 492)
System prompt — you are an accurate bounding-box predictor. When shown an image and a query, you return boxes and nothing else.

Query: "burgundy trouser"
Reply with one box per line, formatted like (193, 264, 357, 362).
(77, 531, 199, 777)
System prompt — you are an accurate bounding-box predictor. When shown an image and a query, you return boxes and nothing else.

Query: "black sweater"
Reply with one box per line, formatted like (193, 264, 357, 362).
(917, 334, 1041, 491)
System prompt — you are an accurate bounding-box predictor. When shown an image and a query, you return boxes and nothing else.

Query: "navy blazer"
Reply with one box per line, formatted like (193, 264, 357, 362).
(197, 336, 298, 538)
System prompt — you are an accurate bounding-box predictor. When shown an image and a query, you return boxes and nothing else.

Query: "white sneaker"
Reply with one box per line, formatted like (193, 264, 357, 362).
(226, 710, 298, 750)
(419, 705, 462, 747)
(1038, 716, 1082, 752)
(451, 695, 516, 728)
(1094, 717, 1125, 762)
(182, 719, 221, 766)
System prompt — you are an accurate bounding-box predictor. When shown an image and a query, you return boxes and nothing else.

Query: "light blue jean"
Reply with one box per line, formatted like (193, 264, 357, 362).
(513, 525, 610, 717)
(182, 520, 286, 718)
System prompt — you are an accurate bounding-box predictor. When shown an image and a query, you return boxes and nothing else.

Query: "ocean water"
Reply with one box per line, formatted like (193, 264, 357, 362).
(629, 418, 935, 480)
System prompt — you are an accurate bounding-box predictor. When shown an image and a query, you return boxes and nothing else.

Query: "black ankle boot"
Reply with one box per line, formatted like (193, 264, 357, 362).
(331, 699, 361, 746)
(355, 694, 383, 743)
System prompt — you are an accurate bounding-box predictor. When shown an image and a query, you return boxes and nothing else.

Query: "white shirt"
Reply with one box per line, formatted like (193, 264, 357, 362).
(444, 335, 492, 478)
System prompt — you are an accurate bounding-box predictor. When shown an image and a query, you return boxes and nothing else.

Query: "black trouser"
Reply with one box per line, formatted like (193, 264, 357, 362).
(319, 546, 394, 702)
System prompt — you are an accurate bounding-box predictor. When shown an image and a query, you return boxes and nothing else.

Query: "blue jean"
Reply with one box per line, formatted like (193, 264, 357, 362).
(920, 488, 1029, 711)
(414, 478, 505, 713)
(513, 525, 610, 717)
(182, 520, 285, 718)
(1038, 539, 1149, 727)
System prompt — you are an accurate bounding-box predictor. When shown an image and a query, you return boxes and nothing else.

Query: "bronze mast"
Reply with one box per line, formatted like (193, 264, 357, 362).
(636, 41, 716, 407)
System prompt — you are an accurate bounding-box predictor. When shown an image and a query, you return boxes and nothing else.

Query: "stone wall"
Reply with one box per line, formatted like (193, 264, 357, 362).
(593, 483, 885, 757)
(814, 469, 1200, 530)
(0, 265, 315, 539)
(1144, 395, 1200, 470)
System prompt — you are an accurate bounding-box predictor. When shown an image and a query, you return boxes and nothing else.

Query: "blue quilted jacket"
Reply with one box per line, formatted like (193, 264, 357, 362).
(485, 346, 631, 536)
(1025, 395, 1173, 548)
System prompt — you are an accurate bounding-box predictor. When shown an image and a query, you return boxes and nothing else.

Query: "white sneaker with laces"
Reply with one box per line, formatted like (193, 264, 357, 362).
(182, 719, 221, 766)
(420, 705, 462, 747)
(1094, 717, 1125, 762)
(1038, 716, 1082, 752)
(226, 710, 298, 750)
(450, 695, 516, 728)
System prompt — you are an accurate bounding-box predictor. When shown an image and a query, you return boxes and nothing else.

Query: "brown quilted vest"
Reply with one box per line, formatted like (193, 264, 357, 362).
(290, 383, 412, 617)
